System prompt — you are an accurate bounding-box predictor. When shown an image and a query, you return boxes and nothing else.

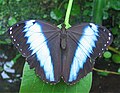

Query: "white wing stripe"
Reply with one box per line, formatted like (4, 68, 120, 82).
(69, 23, 99, 82)
(24, 20, 54, 81)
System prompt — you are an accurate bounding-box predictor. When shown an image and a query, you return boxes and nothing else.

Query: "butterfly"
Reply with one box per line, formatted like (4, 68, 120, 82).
(8, 20, 113, 85)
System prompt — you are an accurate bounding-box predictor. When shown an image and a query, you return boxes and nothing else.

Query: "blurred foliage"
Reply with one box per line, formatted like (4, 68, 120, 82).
(0, 0, 120, 92)
(112, 54, 120, 64)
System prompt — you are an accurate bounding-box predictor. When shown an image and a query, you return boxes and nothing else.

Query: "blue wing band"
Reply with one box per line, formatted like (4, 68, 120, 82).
(69, 23, 99, 82)
(24, 20, 55, 81)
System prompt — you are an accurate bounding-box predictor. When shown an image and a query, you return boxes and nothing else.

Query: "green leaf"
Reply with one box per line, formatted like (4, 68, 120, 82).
(50, 9, 63, 21)
(112, 54, 120, 64)
(8, 17, 17, 26)
(20, 63, 92, 93)
(103, 51, 112, 59)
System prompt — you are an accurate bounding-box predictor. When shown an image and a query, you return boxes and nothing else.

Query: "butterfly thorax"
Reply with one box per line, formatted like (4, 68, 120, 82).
(60, 27, 67, 50)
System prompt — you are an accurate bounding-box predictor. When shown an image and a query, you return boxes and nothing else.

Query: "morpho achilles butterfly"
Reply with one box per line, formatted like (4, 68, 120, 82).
(8, 20, 113, 85)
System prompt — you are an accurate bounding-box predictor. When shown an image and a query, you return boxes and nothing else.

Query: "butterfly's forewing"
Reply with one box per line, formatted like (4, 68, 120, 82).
(62, 23, 113, 84)
(8, 20, 61, 83)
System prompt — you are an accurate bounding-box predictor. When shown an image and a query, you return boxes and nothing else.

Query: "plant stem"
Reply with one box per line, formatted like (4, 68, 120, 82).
(64, 0, 73, 29)
(108, 46, 120, 55)
(93, 68, 120, 75)
(12, 54, 21, 63)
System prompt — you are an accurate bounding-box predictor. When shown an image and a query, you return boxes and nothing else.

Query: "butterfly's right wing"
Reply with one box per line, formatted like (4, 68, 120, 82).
(62, 23, 113, 84)
(8, 20, 61, 83)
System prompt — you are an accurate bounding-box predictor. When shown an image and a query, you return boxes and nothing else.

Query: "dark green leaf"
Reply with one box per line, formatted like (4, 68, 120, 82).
(71, 4, 80, 16)
(112, 54, 120, 64)
(83, 10, 90, 16)
(111, 27, 119, 35)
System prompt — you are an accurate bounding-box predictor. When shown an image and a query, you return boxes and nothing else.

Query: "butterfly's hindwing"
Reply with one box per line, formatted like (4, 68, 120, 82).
(8, 20, 61, 83)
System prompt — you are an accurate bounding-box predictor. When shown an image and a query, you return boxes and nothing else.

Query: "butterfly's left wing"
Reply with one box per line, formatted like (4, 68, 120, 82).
(8, 20, 61, 83)
(62, 23, 113, 84)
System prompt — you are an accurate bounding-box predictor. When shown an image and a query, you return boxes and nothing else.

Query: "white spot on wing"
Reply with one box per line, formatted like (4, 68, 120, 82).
(16, 24, 19, 26)
(13, 39, 16, 41)
(17, 44, 19, 46)
(108, 37, 111, 40)
(69, 23, 98, 82)
(10, 27, 12, 30)
(24, 21, 54, 81)
(109, 33, 111, 36)
(10, 31, 12, 34)
(11, 36, 13, 38)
